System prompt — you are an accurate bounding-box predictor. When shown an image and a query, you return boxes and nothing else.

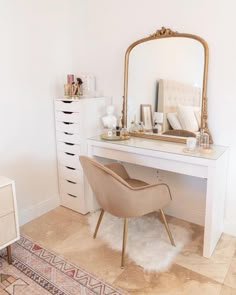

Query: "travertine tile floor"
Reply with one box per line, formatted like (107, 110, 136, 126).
(21, 206, 236, 295)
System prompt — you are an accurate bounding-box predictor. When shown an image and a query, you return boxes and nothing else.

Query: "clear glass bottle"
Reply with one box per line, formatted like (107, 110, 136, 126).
(199, 129, 210, 151)
(64, 84, 72, 97)
(120, 127, 129, 138)
(138, 121, 145, 132)
(202, 133, 210, 150)
(199, 129, 204, 147)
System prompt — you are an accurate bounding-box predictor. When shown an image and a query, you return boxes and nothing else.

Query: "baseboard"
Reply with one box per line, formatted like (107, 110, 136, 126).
(19, 193, 60, 226)
(224, 220, 236, 237)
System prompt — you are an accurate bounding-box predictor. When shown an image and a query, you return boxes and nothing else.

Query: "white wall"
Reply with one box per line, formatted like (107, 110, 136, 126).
(0, 0, 87, 225)
(77, 0, 236, 235)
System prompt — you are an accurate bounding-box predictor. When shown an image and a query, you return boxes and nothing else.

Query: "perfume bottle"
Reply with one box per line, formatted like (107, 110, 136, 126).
(138, 121, 144, 132)
(121, 127, 129, 139)
(199, 129, 205, 148)
(202, 133, 210, 150)
(116, 126, 121, 136)
(153, 121, 158, 133)
(199, 129, 210, 151)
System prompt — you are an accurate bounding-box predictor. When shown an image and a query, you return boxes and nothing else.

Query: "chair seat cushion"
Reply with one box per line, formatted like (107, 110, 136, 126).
(125, 178, 149, 188)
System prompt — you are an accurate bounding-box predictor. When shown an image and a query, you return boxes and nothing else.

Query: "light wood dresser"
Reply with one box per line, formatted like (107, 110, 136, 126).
(0, 177, 20, 264)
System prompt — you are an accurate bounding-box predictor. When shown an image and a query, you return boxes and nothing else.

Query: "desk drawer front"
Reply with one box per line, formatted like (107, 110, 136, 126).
(58, 165, 83, 183)
(57, 142, 81, 155)
(55, 100, 81, 112)
(56, 132, 81, 145)
(0, 213, 16, 247)
(55, 111, 80, 123)
(60, 192, 87, 214)
(0, 185, 14, 217)
(59, 178, 84, 198)
(55, 121, 81, 134)
(57, 151, 81, 170)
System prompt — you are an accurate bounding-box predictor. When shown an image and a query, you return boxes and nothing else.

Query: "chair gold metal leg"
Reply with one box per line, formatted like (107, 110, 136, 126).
(93, 209, 104, 239)
(160, 209, 176, 247)
(121, 218, 128, 268)
(7, 245, 12, 264)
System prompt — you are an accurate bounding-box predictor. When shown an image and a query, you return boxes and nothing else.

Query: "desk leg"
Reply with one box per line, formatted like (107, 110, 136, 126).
(7, 245, 12, 264)
(204, 154, 228, 257)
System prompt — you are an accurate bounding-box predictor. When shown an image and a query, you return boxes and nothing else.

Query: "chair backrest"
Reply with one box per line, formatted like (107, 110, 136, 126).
(80, 156, 134, 217)
(80, 156, 171, 217)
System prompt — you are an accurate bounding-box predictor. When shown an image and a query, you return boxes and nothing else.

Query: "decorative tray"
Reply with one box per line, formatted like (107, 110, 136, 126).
(100, 134, 130, 141)
(182, 148, 199, 154)
(183, 147, 212, 154)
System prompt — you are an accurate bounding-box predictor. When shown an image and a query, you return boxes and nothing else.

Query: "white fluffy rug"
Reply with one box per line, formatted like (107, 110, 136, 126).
(88, 211, 192, 272)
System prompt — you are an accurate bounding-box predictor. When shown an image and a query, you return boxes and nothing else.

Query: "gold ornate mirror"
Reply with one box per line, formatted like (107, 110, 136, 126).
(122, 27, 211, 143)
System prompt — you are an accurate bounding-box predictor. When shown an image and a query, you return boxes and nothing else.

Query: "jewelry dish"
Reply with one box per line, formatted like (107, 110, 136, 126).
(100, 134, 130, 141)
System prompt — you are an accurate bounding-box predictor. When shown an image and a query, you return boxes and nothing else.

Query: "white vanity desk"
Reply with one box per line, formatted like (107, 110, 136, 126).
(86, 136, 228, 258)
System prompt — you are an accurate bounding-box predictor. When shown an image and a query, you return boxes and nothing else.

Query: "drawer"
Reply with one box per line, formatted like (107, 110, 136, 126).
(60, 192, 87, 214)
(0, 213, 17, 247)
(55, 121, 81, 134)
(55, 100, 81, 112)
(57, 142, 82, 155)
(56, 131, 81, 144)
(55, 111, 81, 123)
(57, 151, 81, 169)
(59, 178, 84, 198)
(0, 185, 14, 217)
(58, 165, 83, 183)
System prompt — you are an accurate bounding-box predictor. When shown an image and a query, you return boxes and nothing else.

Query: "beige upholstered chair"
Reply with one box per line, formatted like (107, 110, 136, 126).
(79, 156, 175, 268)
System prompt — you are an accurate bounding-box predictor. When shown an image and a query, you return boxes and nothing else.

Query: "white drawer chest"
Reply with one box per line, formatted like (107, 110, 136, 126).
(54, 97, 111, 214)
(0, 177, 20, 264)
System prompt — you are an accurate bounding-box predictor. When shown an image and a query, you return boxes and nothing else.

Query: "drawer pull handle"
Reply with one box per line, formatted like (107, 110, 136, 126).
(68, 193, 77, 198)
(62, 101, 72, 104)
(66, 179, 77, 184)
(65, 152, 75, 156)
(63, 122, 73, 125)
(65, 166, 76, 170)
(64, 142, 75, 146)
(64, 132, 73, 135)
(62, 111, 73, 114)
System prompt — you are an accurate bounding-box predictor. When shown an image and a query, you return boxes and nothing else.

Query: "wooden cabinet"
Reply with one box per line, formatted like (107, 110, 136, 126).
(54, 97, 111, 214)
(0, 177, 20, 264)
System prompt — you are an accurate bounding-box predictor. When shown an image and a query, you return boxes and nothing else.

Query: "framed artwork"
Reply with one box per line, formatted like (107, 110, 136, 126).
(140, 104, 153, 130)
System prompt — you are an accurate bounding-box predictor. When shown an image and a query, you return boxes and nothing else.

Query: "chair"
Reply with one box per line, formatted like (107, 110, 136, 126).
(79, 155, 175, 268)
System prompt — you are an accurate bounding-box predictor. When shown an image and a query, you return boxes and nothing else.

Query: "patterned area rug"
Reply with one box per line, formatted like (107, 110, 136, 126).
(0, 236, 125, 295)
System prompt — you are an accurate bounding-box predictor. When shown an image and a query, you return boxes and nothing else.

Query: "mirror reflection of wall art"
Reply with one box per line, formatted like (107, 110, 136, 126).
(141, 104, 153, 130)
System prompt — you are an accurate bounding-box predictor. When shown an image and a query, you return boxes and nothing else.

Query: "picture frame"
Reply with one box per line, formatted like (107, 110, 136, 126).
(140, 104, 153, 130)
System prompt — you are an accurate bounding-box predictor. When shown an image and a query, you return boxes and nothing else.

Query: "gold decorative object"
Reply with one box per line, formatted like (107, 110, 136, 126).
(150, 27, 177, 38)
(100, 134, 130, 141)
(122, 27, 212, 144)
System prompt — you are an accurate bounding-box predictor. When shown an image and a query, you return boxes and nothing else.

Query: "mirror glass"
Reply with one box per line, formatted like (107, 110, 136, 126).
(124, 33, 208, 142)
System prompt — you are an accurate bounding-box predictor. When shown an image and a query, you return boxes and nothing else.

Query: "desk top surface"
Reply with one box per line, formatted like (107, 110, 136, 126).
(0, 176, 14, 187)
(88, 136, 228, 161)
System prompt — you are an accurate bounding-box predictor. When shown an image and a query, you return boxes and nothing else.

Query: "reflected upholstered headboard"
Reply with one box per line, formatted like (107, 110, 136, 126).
(157, 79, 201, 132)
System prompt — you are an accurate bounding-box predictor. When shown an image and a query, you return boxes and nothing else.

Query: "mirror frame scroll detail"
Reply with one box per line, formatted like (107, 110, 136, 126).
(122, 27, 211, 143)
